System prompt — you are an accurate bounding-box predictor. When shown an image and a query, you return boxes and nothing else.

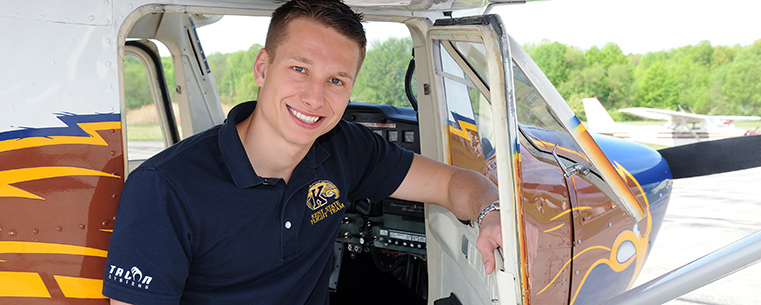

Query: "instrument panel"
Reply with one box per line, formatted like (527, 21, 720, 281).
(330, 103, 427, 304)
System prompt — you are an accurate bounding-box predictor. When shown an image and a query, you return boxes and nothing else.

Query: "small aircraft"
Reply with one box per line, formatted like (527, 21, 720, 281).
(583, 96, 760, 147)
(1, 1, 760, 304)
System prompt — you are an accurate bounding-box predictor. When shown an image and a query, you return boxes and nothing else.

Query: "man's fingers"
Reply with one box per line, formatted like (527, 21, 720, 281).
(476, 212, 502, 274)
(477, 235, 497, 274)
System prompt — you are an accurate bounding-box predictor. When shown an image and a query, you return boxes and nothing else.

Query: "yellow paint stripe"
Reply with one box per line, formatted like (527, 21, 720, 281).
(0, 241, 107, 258)
(0, 166, 120, 200)
(54, 276, 107, 299)
(536, 245, 611, 296)
(100, 229, 113, 233)
(0, 122, 121, 153)
(549, 206, 592, 221)
(543, 223, 564, 233)
(0, 272, 51, 298)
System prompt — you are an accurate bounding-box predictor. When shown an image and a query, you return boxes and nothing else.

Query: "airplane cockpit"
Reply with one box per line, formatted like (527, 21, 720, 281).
(118, 8, 659, 304)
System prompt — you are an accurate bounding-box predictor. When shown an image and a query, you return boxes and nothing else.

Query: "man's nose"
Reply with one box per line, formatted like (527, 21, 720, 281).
(300, 79, 326, 109)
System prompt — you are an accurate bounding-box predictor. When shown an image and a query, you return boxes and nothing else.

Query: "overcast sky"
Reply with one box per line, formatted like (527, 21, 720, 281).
(195, 0, 761, 55)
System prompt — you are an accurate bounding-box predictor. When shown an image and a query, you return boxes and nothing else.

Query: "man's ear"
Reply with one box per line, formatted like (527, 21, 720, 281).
(254, 48, 269, 87)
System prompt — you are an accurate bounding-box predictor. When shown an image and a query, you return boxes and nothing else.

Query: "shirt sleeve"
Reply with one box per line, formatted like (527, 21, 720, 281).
(334, 120, 415, 203)
(102, 169, 192, 305)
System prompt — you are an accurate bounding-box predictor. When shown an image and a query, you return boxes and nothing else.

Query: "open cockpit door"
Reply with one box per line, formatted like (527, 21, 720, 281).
(417, 13, 649, 305)
(418, 14, 525, 304)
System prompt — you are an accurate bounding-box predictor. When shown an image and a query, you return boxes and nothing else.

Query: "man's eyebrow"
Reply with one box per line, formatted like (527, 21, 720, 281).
(291, 56, 313, 65)
(337, 71, 354, 81)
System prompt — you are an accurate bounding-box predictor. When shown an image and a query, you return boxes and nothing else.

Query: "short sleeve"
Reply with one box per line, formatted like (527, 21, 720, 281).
(102, 169, 193, 305)
(333, 121, 415, 202)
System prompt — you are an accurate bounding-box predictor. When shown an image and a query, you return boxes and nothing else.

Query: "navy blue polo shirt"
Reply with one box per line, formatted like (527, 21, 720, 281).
(103, 101, 414, 304)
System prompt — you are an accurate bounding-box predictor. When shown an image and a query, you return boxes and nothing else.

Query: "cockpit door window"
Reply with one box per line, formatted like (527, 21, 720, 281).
(424, 14, 525, 305)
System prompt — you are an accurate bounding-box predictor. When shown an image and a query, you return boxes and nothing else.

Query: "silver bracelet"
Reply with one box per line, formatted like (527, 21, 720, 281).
(476, 200, 500, 229)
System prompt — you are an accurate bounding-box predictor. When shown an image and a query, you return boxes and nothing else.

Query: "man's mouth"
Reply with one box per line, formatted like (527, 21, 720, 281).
(288, 106, 322, 124)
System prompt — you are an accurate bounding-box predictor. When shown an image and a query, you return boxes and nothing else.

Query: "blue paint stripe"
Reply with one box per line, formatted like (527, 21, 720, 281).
(0, 113, 120, 141)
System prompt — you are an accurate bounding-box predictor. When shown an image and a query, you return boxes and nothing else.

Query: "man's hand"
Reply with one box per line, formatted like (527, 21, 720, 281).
(476, 211, 502, 274)
(392, 154, 504, 274)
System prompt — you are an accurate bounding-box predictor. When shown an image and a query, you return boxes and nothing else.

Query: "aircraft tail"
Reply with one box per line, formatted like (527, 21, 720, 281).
(582, 97, 617, 134)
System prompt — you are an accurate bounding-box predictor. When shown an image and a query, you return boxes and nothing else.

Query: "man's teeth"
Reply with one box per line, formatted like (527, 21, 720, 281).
(289, 107, 320, 124)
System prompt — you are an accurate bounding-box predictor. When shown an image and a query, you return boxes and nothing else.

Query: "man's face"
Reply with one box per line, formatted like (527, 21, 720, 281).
(253, 18, 361, 147)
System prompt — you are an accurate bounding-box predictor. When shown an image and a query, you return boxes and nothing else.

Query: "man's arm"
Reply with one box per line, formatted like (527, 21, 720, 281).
(391, 154, 502, 274)
(110, 300, 131, 305)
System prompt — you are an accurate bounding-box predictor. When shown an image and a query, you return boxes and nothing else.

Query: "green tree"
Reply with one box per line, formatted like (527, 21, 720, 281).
(585, 43, 628, 69)
(124, 56, 153, 110)
(525, 40, 583, 87)
(352, 37, 413, 106)
(636, 61, 679, 109)
(722, 61, 761, 115)
(161, 57, 177, 103)
(605, 63, 633, 109)
(211, 44, 262, 105)
(711, 45, 734, 68)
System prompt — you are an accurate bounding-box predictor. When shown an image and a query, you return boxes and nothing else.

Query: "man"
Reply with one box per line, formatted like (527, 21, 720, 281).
(104, 0, 502, 304)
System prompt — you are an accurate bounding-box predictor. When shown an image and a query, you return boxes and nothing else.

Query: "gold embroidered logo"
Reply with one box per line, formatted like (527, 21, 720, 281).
(306, 180, 340, 210)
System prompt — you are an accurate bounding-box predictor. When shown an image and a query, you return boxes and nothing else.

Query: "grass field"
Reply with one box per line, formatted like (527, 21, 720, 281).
(126, 124, 166, 141)
(125, 103, 233, 141)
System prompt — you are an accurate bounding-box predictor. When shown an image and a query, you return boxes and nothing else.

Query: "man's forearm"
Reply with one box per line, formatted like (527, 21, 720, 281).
(446, 168, 499, 222)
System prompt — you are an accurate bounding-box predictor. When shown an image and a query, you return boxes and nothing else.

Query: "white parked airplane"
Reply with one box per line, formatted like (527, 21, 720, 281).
(583, 97, 760, 147)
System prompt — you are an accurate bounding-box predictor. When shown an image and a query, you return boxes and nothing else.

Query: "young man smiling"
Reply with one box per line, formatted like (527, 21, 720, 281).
(104, 0, 502, 304)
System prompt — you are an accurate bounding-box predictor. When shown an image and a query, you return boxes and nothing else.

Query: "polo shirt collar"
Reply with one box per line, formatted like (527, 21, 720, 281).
(218, 101, 330, 188)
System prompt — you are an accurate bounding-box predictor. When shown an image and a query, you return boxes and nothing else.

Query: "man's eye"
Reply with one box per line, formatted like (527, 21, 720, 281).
(330, 78, 343, 85)
(293, 66, 305, 73)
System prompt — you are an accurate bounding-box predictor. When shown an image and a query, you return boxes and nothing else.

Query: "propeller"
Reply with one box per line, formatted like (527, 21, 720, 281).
(658, 134, 761, 179)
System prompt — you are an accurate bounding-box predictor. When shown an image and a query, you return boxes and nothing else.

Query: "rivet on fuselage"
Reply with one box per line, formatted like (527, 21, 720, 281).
(79, 224, 86, 230)
(56, 226, 63, 232)
(32, 229, 39, 235)
(8, 230, 17, 237)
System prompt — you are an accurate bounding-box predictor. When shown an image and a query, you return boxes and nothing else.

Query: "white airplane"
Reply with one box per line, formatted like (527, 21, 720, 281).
(2, 1, 761, 305)
(583, 96, 760, 147)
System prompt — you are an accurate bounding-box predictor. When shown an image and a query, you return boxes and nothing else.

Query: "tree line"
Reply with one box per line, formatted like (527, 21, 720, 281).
(527, 39, 761, 121)
(124, 37, 761, 121)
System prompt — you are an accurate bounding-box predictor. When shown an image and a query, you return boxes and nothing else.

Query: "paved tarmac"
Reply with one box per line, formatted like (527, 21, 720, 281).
(631, 166, 761, 304)
(127, 140, 166, 160)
